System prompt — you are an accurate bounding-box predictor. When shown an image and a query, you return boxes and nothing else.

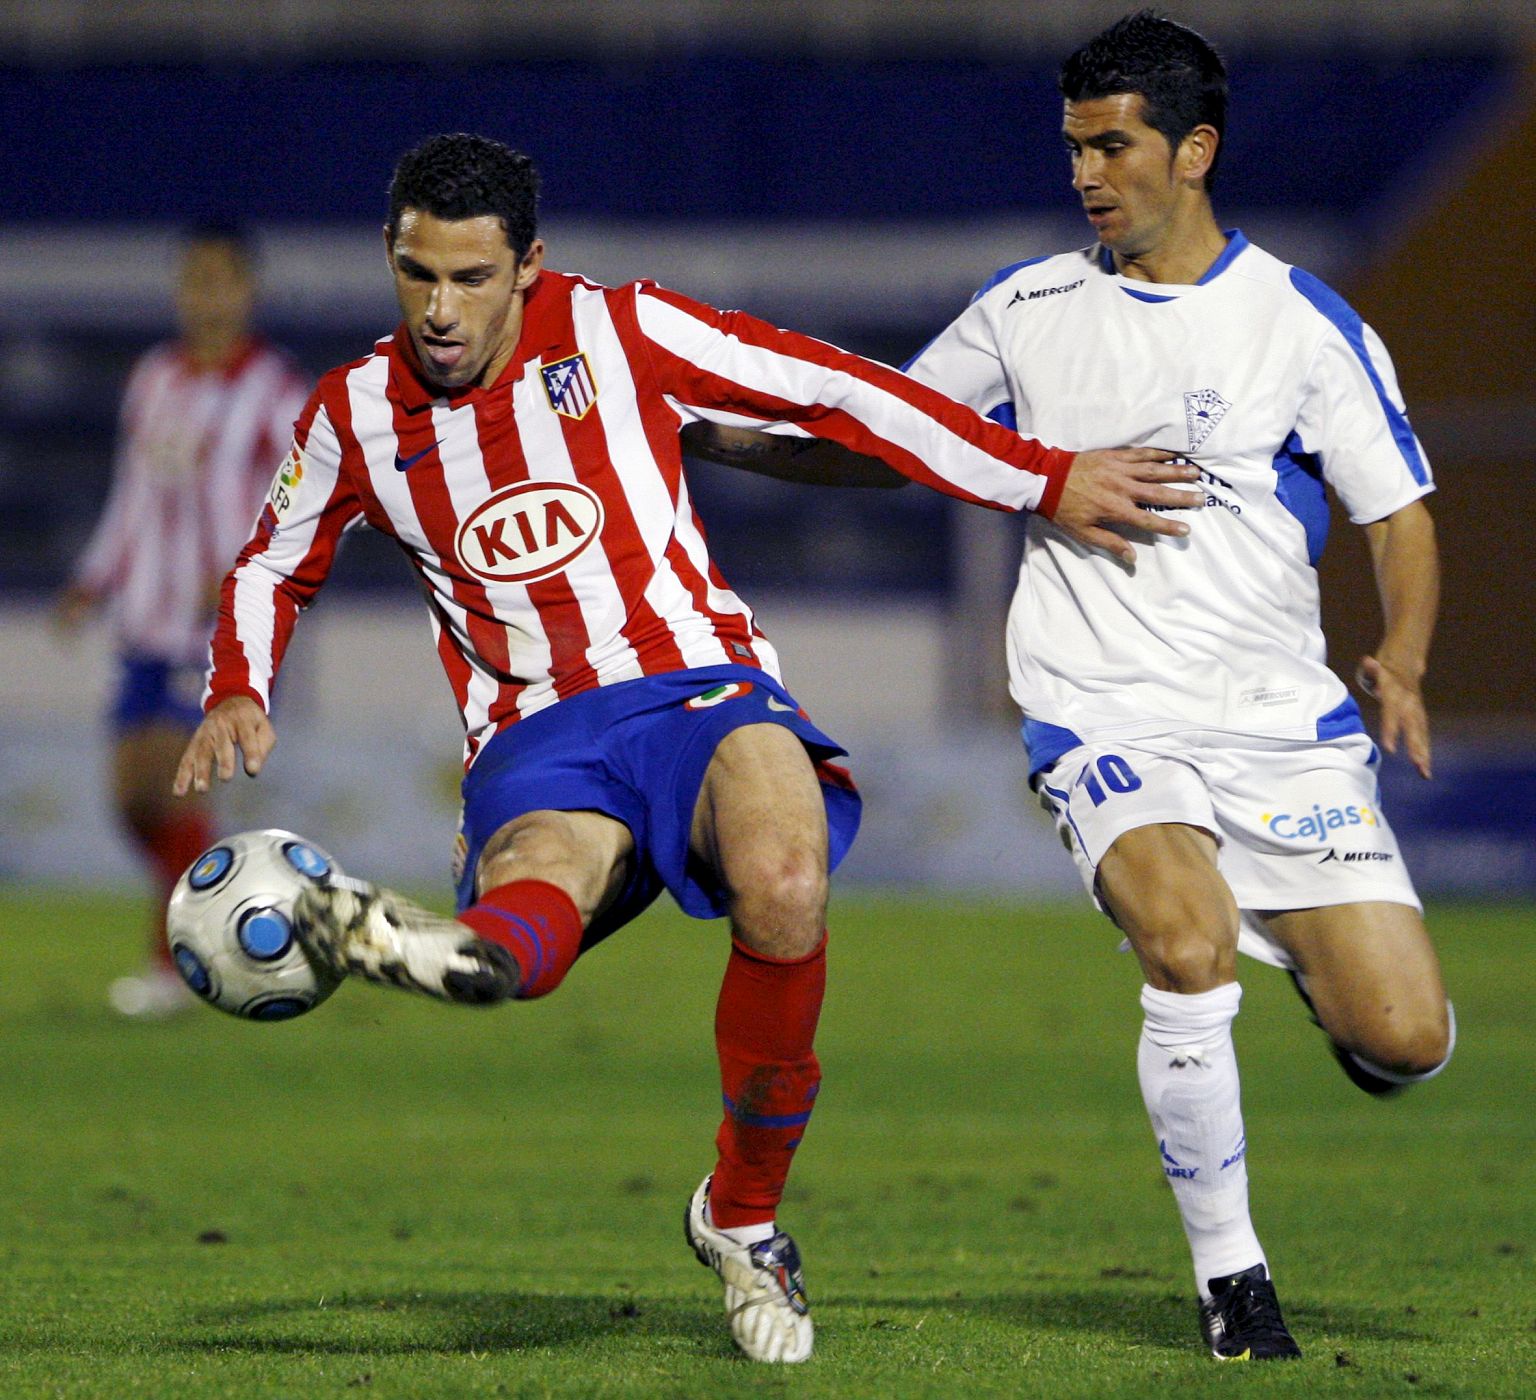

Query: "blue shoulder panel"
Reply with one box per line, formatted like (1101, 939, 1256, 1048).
(1288, 267, 1430, 486)
(902, 254, 1054, 372)
(969, 253, 1054, 305)
(1272, 431, 1330, 565)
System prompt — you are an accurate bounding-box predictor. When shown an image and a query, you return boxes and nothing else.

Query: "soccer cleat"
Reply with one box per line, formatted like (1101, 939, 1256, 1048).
(1288, 971, 1403, 1096)
(684, 1175, 813, 1363)
(1199, 1263, 1302, 1360)
(108, 966, 195, 1019)
(292, 878, 519, 1005)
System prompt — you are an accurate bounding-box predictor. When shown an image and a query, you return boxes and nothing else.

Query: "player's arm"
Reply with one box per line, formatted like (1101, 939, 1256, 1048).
(680, 422, 910, 488)
(1359, 499, 1438, 779)
(647, 287, 1198, 563)
(1291, 274, 1439, 776)
(173, 393, 361, 796)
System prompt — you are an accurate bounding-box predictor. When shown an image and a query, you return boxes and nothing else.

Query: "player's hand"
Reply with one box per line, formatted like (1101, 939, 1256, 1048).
(173, 696, 276, 796)
(52, 585, 97, 635)
(1052, 448, 1202, 564)
(1357, 653, 1432, 779)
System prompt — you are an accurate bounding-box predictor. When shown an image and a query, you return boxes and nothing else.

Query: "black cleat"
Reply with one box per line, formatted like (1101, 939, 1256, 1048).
(1199, 1264, 1302, 1360)
(1288, 971, 1403, 1096)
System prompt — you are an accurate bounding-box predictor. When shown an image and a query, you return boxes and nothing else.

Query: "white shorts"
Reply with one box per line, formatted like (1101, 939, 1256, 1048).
(1035, 729, 1421, 969)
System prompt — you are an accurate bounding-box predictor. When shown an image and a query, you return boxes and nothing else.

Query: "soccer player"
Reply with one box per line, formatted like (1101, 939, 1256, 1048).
(58, 223, 307, 1019)
(697, 9, 1455, 1364)
(171, 133, 1196, 1364)
(908, 10, 1461, 1363)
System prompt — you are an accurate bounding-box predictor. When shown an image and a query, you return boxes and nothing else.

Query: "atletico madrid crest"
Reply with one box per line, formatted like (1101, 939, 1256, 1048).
(541, 352, 598, 420)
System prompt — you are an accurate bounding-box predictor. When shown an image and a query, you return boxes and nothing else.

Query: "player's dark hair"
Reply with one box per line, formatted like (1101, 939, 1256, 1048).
(387, 134, 540, 258)
(181, 219, 257, 271)
(1060, 10, 1228, 190)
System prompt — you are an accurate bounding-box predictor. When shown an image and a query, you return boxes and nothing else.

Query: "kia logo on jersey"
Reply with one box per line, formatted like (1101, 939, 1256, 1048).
(455, 481, 605, 584)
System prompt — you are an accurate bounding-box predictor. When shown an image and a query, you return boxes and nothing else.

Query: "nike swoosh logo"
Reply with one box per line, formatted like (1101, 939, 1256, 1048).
(766, 696, 796, 712)
(394, 443, 440, 472)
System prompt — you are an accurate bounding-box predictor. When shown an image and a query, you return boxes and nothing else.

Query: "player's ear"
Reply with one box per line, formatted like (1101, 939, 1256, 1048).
(1179, 125, 1219, 188)
(514, 238, 545, 291)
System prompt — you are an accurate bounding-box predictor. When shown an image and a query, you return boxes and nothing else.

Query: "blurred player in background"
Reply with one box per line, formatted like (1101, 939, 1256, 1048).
(697, 7, 1455, 1366)
(172, 133, 1195, 1363)
(58, 224, 307, 1019)
(909, 10, 1455, 1363)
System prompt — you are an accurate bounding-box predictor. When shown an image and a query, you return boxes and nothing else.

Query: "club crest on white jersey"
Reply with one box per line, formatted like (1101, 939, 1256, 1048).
(455, 481, 605, 583)
(1183, 388, 1231, 451)
(541, 352, 598, 419)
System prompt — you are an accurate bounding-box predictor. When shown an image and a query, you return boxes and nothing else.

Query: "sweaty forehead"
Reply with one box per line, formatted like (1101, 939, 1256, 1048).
(1062, 92, 1154, 137)
(392, 209, 511, 265)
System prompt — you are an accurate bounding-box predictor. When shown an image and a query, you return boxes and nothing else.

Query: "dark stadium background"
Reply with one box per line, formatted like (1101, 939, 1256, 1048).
(2, 0, 1531, 893)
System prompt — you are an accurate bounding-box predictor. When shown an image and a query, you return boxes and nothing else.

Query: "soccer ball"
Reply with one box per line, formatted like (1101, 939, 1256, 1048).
(167, 828, 343, 1021)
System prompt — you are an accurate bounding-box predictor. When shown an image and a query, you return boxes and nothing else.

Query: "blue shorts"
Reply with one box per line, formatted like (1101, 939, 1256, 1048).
(454, 665, 861, 946)
(111, 655, 206, 732)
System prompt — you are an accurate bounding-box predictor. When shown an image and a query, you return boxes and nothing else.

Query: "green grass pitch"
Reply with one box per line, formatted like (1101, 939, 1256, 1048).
(1, 886, 1530, 1398)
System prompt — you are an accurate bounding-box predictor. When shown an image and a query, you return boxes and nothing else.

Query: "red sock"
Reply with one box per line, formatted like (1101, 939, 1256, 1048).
(456, 880, 585, 999)
(145, 811, 213, 968)
(710, 933, 826, 1229)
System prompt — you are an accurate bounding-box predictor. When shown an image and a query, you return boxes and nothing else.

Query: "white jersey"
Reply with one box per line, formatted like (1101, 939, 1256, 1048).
(904, 232, 1433, 770)
(72, 340, 308, 664)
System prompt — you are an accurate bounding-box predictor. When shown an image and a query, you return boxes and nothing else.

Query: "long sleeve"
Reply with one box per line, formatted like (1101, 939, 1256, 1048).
(204, 387, 364, 712)
(633, 284, 1073, 517)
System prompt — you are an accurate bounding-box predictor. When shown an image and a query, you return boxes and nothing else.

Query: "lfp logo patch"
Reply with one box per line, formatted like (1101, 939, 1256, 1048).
(541, 353, 598, 420)
(686, 682, 755, 710)
(267, 447, 307, 524)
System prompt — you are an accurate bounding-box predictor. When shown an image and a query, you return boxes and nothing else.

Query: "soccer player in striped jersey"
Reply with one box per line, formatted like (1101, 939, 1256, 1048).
(171, 133, 1196, 1363)
(710, 9, 1457, 1364)
(57, 224, 307, 1019)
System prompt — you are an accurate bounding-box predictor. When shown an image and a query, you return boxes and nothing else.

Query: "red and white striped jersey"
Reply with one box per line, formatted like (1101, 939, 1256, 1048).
(207, 272, 1072, 765)
(72, 339, 309, 664)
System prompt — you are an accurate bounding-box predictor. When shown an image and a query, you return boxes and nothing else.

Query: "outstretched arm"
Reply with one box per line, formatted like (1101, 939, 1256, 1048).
(681, 421, 1199, 562)
(681, 422, 911, 488)
(1359, 499, 1438, 778)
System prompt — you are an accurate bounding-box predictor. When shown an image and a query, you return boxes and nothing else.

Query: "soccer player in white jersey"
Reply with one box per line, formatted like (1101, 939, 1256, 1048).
(907, 10, 1454, 1362)
(693, 8, 1455, 1365)
(170, 134, 1196, 1364)
(57, 224, 307, 1018)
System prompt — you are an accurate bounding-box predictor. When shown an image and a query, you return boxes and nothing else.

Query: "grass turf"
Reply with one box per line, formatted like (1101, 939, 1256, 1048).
(0, 887, 1531, 1398)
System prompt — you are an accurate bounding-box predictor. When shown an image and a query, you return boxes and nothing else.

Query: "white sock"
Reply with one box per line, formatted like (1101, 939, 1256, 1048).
(705, 1202, 776, 1248)
(1138, 982, 1266, 1300)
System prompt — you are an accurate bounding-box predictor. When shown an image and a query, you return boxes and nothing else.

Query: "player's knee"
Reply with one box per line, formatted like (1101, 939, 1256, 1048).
(1357, 1001, 1454, 1079)
(728, 845, 828, 959)
(120, 792, 174, 842)
(1139, 937, 1235, 993)
(1127, 899, 1237, 991)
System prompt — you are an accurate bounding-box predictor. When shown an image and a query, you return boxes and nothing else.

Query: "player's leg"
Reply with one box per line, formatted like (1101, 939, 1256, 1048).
(295, 808, 632, 1004)
(1264, 901, 1452, 1093)
(295, 685, 652, 1005)
(1098, 822, 1298, 1359)
(108, 702, 210, 1015)
(684, 721, 828, 1363)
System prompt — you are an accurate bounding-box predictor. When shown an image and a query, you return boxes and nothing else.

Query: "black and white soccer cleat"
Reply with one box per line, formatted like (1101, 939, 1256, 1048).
(293, 878, 519, 1005)
(1199, 1263, 1302, 1360)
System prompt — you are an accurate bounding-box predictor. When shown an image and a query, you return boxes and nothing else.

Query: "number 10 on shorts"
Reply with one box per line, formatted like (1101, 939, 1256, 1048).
(1077, 754, 1143, 806)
